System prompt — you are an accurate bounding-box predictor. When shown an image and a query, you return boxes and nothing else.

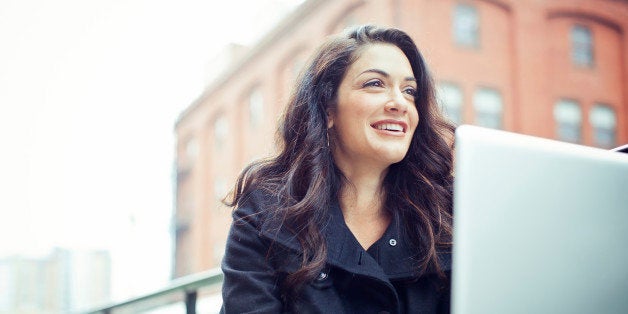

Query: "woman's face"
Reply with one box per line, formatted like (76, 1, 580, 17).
(328, 43, 419, 171)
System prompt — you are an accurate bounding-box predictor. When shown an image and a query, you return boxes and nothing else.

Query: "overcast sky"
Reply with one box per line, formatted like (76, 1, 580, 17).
(0, 0, 302, 302)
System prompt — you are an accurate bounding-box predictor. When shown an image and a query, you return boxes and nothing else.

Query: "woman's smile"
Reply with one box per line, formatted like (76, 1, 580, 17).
(371, 119, 408, 135)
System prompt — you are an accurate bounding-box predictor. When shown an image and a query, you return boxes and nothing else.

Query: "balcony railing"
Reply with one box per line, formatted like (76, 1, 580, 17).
(86, 268, 223, 314)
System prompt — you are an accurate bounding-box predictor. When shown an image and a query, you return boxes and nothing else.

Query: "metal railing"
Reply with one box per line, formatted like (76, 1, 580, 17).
(86, 268, 223, 314)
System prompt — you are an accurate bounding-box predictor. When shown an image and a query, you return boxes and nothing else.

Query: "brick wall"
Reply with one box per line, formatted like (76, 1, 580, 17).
(173, 0, 628, 277)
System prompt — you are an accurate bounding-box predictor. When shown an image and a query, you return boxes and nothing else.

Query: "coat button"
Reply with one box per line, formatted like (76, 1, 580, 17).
(316, 271, 328, 281)
(389, 238, 397, 246)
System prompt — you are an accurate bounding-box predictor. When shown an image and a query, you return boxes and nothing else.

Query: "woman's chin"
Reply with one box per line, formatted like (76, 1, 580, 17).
(376, 151, 409, 166)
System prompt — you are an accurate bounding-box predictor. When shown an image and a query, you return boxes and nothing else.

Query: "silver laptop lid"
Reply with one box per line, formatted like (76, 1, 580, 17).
(451, 125, 628, 314)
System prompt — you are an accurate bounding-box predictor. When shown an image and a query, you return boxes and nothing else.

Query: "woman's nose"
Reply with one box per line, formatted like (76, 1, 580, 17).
(385, 89, 409, 113)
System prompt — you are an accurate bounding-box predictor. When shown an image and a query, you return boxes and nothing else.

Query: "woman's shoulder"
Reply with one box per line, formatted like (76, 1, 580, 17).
(232, 188, 293, 237)
(232, 188, 303, 253)
(232, 188, 281, 219)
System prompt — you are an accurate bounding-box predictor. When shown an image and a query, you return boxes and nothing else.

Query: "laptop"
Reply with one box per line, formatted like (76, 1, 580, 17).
(451, 125, 628, 314)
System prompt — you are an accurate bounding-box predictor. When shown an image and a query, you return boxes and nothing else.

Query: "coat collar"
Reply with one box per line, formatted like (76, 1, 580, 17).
(259, 196, 451, 281)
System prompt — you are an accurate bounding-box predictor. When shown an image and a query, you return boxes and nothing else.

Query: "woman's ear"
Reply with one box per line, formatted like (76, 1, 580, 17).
(326, 110, 334, 129)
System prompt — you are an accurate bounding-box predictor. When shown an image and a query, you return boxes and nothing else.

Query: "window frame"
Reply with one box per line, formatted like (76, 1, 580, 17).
(437, 81, 464, 125)
(453, 3, 480, 48)
(553, 98, 583, 143)
(473, 87, 503, 129)
(571, 24, 594, 67)
(248, 87, 264, 131)
(589, 103, 616, 148)
(213, 113, 228, 151)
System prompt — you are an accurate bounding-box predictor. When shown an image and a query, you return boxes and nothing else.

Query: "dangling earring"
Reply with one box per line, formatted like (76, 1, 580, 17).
(326, 130, 330, 148)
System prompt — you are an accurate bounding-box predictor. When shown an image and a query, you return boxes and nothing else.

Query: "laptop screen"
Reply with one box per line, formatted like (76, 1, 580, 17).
(451, 125, 628, 314)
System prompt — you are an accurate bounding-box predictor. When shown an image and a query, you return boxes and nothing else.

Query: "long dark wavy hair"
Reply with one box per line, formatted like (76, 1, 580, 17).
(226, 25, 455, 295)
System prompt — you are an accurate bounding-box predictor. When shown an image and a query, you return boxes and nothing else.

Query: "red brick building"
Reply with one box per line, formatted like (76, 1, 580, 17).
(173, 0, 628, 277)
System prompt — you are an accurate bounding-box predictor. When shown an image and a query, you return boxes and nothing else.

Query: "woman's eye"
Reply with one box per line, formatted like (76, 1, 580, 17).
(363, 79, 383, 88)
(403, 87, 417, 97)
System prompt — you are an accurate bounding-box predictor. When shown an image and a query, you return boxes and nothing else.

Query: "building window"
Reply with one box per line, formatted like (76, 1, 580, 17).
(572, 25, 593, 67)
(473, 87, 503, 129)
(437, 82, 463, 125)
(554, 99, 582, 143)
(213, 241, 226, 262)
(185, 138, 198, 162)
(453, 3, 479, 47)
(249, 88, 264, 130)
(214, 177, 228, 201)
(175, 229, 192, 276)
(292, 58, 305, 81)
(589, 104, 616, 148)
(214, 115, 228, 150)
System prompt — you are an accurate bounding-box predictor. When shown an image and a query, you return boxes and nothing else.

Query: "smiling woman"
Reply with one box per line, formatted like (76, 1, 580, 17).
(330, 43, 420, 188)
(220, 25, 455, 313)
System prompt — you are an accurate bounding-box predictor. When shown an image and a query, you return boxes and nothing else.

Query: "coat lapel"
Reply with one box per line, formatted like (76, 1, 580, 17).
(258, 197, 451, 281)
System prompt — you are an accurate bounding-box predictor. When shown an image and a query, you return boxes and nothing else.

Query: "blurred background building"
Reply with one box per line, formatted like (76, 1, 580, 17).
(0, 248, 110, 314)
(173, 0, 628, 277)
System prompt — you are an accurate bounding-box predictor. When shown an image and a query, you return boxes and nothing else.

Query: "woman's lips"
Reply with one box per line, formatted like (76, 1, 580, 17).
(370, 120, 408, 133)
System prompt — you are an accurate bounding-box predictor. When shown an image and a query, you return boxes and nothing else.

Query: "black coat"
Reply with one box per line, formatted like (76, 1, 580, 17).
(220, 191, 451, 314)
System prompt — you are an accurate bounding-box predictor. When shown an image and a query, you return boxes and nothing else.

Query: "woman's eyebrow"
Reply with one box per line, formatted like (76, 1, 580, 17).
(358, 68, 416, 82)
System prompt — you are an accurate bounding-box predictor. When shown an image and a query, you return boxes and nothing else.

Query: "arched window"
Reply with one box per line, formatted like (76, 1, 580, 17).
(571, 25, 593, 67)
(453, 3, 480, 47)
